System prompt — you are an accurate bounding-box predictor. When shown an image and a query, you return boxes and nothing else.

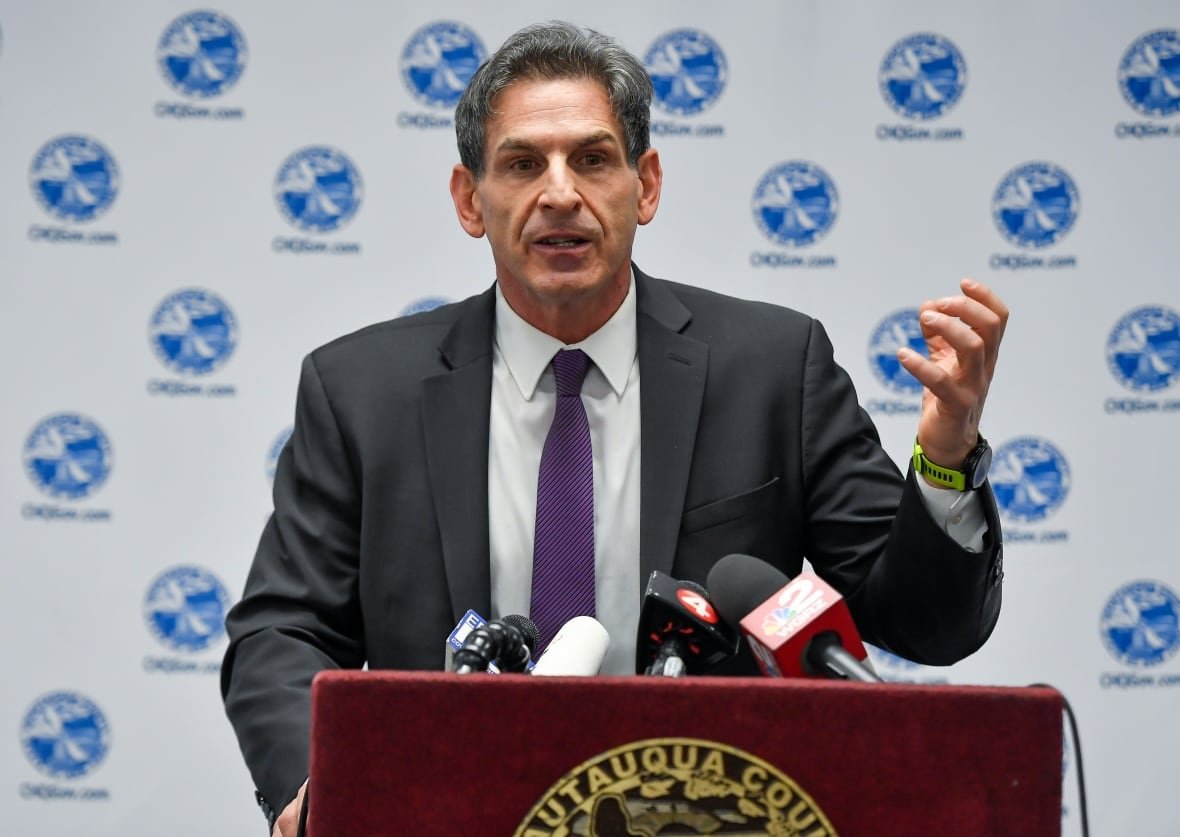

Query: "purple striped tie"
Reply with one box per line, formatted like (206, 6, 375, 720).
(530, 349, 595, 652)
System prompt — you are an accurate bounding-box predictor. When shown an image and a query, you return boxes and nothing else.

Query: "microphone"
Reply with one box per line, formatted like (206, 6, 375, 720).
(444, 609, 487, 671)
(452, 614, 540, 674)
(636, 571, 739, 677)
(706, 554, 880, 683)
(530, 616, 610, 676)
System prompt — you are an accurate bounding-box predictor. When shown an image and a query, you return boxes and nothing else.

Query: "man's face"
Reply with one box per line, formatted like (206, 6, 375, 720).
(450, 77, 661, 340)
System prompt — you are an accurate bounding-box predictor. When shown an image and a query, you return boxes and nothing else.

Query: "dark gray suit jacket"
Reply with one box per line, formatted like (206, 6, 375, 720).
(221, 268, 1003, 814)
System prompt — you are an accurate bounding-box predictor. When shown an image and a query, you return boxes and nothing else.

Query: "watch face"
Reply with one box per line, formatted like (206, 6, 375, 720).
(970, 444, 993, 490)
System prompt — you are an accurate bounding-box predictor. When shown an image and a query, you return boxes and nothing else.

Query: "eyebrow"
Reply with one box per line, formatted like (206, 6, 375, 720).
(494, 130, 621, 155)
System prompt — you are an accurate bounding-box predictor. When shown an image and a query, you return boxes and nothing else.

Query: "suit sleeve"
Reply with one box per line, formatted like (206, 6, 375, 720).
(798, 318, 1003, 665)
(220, 352, 366, 815)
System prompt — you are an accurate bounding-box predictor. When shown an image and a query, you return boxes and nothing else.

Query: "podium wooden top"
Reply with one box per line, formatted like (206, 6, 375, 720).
(309, 672, 1063, 836)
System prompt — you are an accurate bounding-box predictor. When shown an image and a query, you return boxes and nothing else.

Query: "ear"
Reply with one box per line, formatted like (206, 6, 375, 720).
(449, 164, 485, 238)
(635, 148, 663, 226)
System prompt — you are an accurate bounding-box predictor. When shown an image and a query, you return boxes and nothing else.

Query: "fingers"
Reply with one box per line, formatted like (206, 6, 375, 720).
(899, 279, 1008, 409)
(959, 277, 1009, 334)
(273, 780, 309, 837)
(911, 280, 1007, 375)
(897, 344, 974, 413)
(933, 278, 1008, 373)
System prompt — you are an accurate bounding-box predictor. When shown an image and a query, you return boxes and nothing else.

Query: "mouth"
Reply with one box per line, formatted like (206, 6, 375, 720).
(534, 236, 591, 249)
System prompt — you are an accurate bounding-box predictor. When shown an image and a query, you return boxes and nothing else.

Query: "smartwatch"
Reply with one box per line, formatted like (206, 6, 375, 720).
(913, 435, 992, 491)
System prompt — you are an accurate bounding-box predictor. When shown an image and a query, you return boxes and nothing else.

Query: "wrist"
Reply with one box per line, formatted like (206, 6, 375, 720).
(913, 435, 992, 492)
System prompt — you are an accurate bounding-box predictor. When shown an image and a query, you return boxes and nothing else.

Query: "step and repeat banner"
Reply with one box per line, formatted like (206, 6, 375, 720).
(2, 1, 1178, 834)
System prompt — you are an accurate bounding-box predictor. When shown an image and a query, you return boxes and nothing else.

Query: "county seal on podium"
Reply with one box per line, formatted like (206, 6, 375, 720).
(515, 737, 836, 836)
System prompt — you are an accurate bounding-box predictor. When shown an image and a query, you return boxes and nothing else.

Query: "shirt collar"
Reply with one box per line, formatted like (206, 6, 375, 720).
(494, 269, 637, 400)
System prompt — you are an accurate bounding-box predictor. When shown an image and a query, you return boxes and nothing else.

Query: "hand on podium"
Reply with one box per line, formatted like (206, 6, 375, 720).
(273, 779, 307, 837)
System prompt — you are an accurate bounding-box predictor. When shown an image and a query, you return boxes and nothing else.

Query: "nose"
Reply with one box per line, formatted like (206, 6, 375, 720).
(538, 161, 581, 212)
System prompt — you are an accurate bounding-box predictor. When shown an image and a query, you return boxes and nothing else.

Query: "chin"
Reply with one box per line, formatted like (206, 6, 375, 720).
(529, 271, 609, 299)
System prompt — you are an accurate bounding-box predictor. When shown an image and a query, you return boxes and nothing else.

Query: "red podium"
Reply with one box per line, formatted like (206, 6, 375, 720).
(307, 671, 1062, 836)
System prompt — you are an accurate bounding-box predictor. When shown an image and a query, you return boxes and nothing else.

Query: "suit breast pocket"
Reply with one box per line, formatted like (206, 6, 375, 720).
(680, 476, 781, 534)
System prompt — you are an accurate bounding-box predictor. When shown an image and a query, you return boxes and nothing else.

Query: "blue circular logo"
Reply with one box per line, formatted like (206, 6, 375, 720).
(991, 162, 1079, 249)
(868, 309, 928, 395)
(400, 21, 486, 108)
(143, 565, 231, 653)
(1118, 30, 1180, 118)
(274, 146, 364, 233)
(1106, 305, 1180, 393)
(400, 296, 450, 317)
(24, 413, 113, 501)
(21, 691, 110, 780)
(1100, 580, 1180, 667)
(990, 437, 1071, 524)
(868, 646, 921, 675)
(266, 426, 292, 482)
(644, 29, 728, 116)
(157, 10, 248, 98)
(752, 161, 840, 248)
(29, 135, 120, 223)
(879, 33, 967, 120)
(149, 288, 238, 376)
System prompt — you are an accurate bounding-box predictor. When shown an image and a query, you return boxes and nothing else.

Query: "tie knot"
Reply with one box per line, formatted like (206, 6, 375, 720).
(551, 349, 591, 397)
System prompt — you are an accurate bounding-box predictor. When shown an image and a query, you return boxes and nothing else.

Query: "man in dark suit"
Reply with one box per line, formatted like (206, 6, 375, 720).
(222, 22, 1008, 836)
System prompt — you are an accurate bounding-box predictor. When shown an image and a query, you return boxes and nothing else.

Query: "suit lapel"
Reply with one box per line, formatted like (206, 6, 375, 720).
(422, 287, 496, 623)
(635, 270, 708, 591)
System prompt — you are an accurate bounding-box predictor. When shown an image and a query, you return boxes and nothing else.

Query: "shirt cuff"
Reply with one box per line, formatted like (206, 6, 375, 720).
(914, 477, 988, 553)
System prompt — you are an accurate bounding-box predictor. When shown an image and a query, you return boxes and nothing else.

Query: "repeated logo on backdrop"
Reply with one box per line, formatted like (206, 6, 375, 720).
(146, 288, 239, 397)
(154, 9, 247, 121)
(274, 146, 363, 232)
(865, 309, 927, 416)
(989, 162, 1079, 271)
(876, 33, 967, 141)
(1115, 29, 1180, 139)
(749, 161, 839, 269)
(27, 135, 120, 245)
(989, 436, 1070, 544)
(143, 566, 230, 674)
(644, 29, 727, 138)
(1104, 305, 1180, 414)
(157, 10, 248, 97)
(397, 20, 485, 129)
(24, 414, 111, 501)
(19, 691, 111, 801)
(400, 296, 451, 317)
(866, 645, 949, 684)
(1099, 580, 1180, 690)
(272, 146, 364, 255)
(149, 289, 238, 375)
(22, 413, 113, 523)
(266, 426, 293, 483)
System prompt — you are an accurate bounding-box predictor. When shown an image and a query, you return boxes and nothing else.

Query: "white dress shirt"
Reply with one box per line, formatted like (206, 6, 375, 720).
(488, 272, 986, 675)
(489, 277, 642, 675)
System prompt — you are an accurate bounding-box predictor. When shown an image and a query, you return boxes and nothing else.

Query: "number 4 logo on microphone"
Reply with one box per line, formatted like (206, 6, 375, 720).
(677, 589, 719, 624)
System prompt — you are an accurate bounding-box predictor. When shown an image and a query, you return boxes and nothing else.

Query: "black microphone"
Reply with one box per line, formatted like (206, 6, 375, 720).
(706, 553, 881, 683)
(636, 571, 739, 676)
(452, 614, 540, 674)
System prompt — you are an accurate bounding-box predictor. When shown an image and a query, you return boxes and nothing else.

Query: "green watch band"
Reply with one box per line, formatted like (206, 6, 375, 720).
(912, 441, 968, 491)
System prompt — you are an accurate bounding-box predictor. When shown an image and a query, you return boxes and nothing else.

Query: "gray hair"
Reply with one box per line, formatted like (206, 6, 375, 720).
(455, 21, 652, 179)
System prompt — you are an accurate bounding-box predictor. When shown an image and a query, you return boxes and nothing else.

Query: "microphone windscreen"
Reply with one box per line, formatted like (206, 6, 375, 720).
(501, 613, 540, 655)
(531, 616, 609, 676)
(706, 553, 790, 630)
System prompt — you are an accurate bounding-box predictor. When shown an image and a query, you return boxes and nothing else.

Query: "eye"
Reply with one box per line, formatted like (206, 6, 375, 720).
(510, 158, 537, 172)
(582, 152, 606, 167)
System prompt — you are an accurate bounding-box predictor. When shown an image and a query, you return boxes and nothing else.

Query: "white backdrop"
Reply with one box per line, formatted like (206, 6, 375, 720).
(3, 1, 1179, 834)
